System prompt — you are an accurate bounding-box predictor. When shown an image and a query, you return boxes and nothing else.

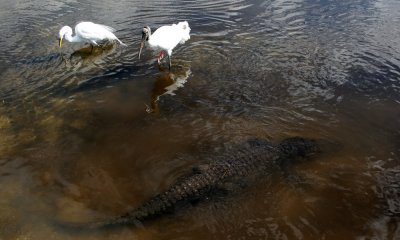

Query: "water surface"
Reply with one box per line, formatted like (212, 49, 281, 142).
(0, 0, 399, 239)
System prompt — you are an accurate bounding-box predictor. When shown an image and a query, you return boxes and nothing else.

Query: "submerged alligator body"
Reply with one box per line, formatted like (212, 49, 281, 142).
(63, 137, 319, 229)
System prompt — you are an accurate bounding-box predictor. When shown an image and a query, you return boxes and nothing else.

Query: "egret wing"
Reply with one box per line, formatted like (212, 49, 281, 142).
(75, 22, 116, 41)
(96, 24, 116, 33)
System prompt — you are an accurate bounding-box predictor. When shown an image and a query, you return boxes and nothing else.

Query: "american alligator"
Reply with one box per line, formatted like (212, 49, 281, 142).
(61, 137, 319, 229)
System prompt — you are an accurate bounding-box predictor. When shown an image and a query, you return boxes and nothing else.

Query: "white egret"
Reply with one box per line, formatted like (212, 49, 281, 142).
(139, 21, 191, 70)
(58, 22, 126, 49)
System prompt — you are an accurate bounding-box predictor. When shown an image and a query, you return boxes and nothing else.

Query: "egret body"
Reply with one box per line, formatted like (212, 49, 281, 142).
(58, 22, 126, 48)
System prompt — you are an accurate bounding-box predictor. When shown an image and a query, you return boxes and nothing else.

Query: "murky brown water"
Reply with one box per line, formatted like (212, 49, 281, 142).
(0, 0, 400, 239)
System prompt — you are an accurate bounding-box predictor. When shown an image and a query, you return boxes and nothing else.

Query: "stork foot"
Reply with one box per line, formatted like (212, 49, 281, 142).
(157, 51, 166, 64)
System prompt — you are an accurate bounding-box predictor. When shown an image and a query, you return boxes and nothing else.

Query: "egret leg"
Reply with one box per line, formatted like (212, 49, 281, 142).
(90, 41, 98, 53)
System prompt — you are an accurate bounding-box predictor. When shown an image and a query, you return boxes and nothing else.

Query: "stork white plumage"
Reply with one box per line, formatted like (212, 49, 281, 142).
(139, 21, 191, 70)
(58, 22, 126, 49)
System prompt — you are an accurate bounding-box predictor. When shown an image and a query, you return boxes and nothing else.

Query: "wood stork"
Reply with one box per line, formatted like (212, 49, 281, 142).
(139, 21, 191, 70)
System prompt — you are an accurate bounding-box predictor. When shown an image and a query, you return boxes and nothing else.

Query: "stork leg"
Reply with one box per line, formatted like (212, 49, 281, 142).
(168, 54, 171, 71)
(157, 51, 165, 64)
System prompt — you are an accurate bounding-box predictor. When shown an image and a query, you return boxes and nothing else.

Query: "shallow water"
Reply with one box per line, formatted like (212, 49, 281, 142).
(0, 0, 400, 239)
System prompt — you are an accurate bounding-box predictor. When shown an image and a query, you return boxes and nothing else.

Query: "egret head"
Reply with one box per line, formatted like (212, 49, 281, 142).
(139, 26, 151, 59)
(58, 26, 72, 48)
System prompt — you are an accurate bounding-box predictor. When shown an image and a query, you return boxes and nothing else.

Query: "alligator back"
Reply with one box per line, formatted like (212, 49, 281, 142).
(60, 137, 319, 229)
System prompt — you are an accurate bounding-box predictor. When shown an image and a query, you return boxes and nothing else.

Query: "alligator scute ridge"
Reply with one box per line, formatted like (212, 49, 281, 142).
(60, 136, 319, 229)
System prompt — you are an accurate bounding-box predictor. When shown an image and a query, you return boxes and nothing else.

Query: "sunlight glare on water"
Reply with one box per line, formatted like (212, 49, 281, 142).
(0, 0, 400, 239)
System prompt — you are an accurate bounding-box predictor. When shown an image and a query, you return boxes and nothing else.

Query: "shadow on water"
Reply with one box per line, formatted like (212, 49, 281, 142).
(17, 52, 61, 65)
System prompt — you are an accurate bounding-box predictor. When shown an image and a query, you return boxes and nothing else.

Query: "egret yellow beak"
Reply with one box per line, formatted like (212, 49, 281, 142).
(58, 38, 63, 48)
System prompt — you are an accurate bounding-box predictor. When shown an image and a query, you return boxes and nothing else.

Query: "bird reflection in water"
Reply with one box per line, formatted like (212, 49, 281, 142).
(70, 44, 114, 63)
(147, 67, 191, 113)
(59, 44, 115, 68)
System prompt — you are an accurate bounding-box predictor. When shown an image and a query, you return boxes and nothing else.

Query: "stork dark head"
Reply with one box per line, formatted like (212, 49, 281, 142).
(142, 26, 151, 41)
(139, 26, 151, 59)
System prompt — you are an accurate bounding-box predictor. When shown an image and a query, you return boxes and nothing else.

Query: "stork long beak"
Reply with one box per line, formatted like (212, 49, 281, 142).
(58, 38, 63, 48)
(139, 31, 148, 59)
(138, 40, 144, 59)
